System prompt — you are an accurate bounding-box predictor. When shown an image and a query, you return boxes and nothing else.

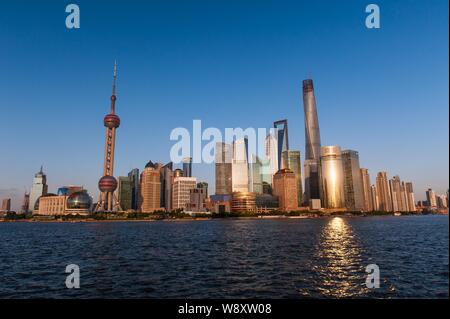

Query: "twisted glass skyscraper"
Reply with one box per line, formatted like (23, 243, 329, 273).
(302, 79, 322, 204)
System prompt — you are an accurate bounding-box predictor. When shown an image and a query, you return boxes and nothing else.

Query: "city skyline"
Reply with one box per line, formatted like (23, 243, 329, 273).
(1, 1, 449, 210)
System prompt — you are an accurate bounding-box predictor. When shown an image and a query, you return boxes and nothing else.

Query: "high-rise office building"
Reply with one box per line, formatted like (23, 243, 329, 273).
(426, 188, 437, 208)
(370, 184, 379, 211)
(182, 157, 192, 177)
(118, 176, 133, 211)
(281, 150, 303, 207)
(139, 161, 161, 213)
(274, 120, 289, 170)
(21, 192, 30, 213)
(232, 138, 249, 192)
(405, 182, 416, 212)
(197, 182, 209, 197)
(160, 162, 173, 211)
(172, 177, 197, 210)
(128, 168, 140, 210)
(250, 155, 263, 194)
(389, 176, 408, 212)
(187, 187, 208, 212)
(265, 133, 278, 184)
(1, 198, 11, 212)
(360, 168, 374, 212)
(302, 79, 322, 204)
(215, 142, 232, 195)
(376, 172, 392, 212)
(96, 62, 122, 212)
(273, 168, 298, 211)
(342, 150, 365, 211)
(29, 166, 48, 213)
(437, 194, 448, 208)
(320, 146, 345, 209)
(400, 182, 409, 211)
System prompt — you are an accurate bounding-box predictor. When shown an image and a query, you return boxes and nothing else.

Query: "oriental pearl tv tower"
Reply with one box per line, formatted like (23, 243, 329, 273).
(95, 62, 122, 212)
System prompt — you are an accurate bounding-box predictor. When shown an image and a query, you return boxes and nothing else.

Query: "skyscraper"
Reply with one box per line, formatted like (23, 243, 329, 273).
(1, 198, 11, 212)
(265, 132, 278, 184)
(118, 176, 133, 211)
(96, 62, 122, 212)
(232, 138, 249, 192)
(426, 188, 437, 208)
(172, 177, 197, 210)
(376, 172, 392, 212)
(370, 184, 379, 211)
(405, 182, 416, 212)
(182, 157, 193, 177)
(139, 161, 161, 213)
(160, 162, 173, 211)
(342, 150, 365, 211)
(187, 187, 207, 212)
(320, 146, 345, 209)
(250, 155, 263, 194)
(21, 192, 30, 214)
(29, 166, 48, 213)
(274, 119, 289, 170)
(302, 79, 322, 204)
(281, 150, 303, 207)
(273, 168, 298, 211)
(128, 168, 140, 210)
(360, 168, 374, 212)
(215, 142, 232, 195)
(389, 176, 402, 212)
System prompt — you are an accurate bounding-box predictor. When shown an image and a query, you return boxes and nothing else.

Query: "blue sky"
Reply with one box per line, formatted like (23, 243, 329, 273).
(0, 0, 448, 210)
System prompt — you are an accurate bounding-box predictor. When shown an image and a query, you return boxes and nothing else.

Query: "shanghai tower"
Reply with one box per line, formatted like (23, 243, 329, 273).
(302, 79, 322, 204)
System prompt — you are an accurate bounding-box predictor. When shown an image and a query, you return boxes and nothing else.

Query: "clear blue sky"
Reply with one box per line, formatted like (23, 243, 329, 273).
(1, 0, 448, 210)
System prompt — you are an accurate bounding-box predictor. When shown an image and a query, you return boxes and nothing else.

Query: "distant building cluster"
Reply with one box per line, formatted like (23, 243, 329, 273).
(3, 72, 447, 217)
(208, 79, 429, 214)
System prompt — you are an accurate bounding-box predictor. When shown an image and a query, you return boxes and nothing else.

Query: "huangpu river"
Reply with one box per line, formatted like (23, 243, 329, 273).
(0, 215, 448, 298)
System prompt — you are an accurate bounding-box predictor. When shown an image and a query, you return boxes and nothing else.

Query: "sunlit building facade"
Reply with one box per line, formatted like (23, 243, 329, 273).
(405, 182, 416, 212)
(172, 177, 197, 211)
(250, 155, 263, 194)
(281, 150, 303, 207)
(426, 188, 437, 208)
(376, 172, 392, 212)
(370, 184, 379, 211)
(215, 142, 232, 195)
(320, 146, 345, 209)
(231, 192, 256, 213)
(360, 168, 374, 212)
(273, 168, 298, 211)
(139, 161, 161, 213)
(265, 132, 278, 185)
(232, 138, 249, 192)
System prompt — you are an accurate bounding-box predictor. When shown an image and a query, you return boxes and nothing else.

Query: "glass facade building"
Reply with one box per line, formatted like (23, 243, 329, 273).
(342, 150, 365, 211)
(320, 146, 345, 209)
(273, 119, 289, 170)
(302, 79, 322, 204)
(215, 142, 232, 195)
(281, 150, 303, 207)
(232, 138, 250, 192)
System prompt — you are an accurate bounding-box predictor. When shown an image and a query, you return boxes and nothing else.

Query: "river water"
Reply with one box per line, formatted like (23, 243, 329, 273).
(0, 215, 448, 298)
